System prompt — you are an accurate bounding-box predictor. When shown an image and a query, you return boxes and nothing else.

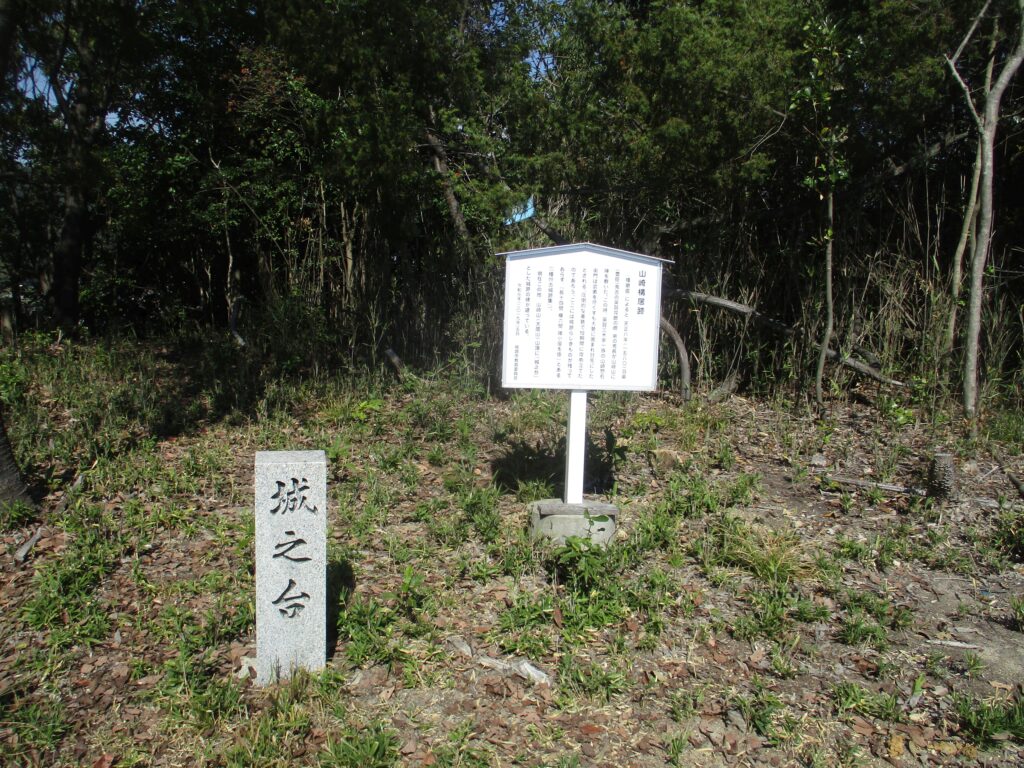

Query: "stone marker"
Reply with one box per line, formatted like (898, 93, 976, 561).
(255, 450, 326, 684)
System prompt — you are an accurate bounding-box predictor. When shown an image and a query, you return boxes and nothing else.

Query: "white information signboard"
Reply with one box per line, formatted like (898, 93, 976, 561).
(501, 243, 667, 391)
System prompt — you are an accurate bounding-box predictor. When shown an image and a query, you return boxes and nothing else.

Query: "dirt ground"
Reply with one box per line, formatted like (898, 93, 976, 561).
(2, 384, 1023, 767)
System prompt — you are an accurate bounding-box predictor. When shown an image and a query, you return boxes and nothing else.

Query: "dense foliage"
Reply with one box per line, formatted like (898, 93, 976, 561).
(1, 0, 1022, 405)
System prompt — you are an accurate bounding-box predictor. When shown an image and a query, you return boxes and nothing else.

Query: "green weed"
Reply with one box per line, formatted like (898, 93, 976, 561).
(733, 677, 796, 745)
(837, 610, 888, 650)
(460, 485, 501, 544)
(955, 692, 1024, 747)
(336, 598, 403, 668)
(0, 695, 68, 761)
(991, 509, 1024, 562)
(1009, 595, 1024, 631)
(557, 655, 627, 702)
(668, 685, 707, 722)
(516, 478, 554, 503)
(666, 732, 689, 766)
(694, 514, 814, 592)
(319, 722, 400, 767)
(0, 499, 36, 530)
(832, 681, 901, 722)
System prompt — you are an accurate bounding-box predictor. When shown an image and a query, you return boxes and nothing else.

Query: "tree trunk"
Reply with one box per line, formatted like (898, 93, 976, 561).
(944, 142, 980, 357)
(0, 0, 18, 83)
(52, 180, 86, 331)
(944, 29, 996, 359)
(956, 3, 1024, 426)
(0, 411, 29, 504)
(424, 107, 473, 259)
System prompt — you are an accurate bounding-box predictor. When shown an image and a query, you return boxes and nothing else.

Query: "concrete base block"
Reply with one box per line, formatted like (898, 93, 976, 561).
(529, 499, 618, 546)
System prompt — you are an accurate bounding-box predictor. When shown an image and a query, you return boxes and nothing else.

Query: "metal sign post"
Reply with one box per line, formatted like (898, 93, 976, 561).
(565, 390, 587, 505)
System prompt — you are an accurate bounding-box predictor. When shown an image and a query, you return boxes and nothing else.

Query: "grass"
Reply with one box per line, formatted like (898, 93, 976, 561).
(319, 722, 400, 767)
(955, 692, 1024, 747)
(3, 329, 1023, 765)
(832, 681, 902, 722)
(694, 514, 815, 592)
(0, 695, 68, 762)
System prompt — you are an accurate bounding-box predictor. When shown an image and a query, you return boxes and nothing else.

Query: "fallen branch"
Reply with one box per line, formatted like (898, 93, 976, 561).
(14, 527, 43, 564)
(825, 475, 925, 497)
(823, 349, 904, 387)
(659, 316, 691, 401)
(668, 289, 903, 387)
(670, 290, 795, 337)
(990, 447, 1024, 502)
(824, 474, 1004, 509)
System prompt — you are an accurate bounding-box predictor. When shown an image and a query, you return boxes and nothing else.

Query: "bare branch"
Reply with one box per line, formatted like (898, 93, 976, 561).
(949, 0, 993, 65)
(946, 54, 983, 127)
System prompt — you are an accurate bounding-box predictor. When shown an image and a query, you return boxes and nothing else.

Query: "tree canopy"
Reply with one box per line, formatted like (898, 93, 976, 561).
(1, 0, 1021, 406)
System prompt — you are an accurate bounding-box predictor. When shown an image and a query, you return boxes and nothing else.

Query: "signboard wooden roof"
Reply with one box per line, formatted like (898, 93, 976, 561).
(500, 243, 671, 391)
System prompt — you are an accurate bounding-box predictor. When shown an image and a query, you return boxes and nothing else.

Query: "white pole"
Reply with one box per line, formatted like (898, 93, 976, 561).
(565, 390, 587, 504)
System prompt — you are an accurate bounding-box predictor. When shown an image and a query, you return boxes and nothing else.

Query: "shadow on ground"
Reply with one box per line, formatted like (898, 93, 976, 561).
(326, 558, 356, 658)
(491, 433, 615, 499)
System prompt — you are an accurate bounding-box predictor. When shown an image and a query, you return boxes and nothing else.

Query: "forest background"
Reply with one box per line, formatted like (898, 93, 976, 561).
(1, 0, 1023, 442)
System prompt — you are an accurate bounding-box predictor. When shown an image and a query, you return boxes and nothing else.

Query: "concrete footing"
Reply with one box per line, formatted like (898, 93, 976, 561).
(529, 499, 618, 546)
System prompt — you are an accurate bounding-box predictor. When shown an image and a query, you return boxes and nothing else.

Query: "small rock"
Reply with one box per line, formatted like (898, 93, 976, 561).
(235, 656, 258, 680)
(514, 660, 551, 686)
(726, 709, 747, 733)
(810, 453, 828, 468)
(700, 717, 726, 747)
(446, 635, 473, 659)
(478, 656, 512, 673)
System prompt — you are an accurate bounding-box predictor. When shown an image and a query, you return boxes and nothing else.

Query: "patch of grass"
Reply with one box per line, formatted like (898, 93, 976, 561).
(837, 610, 888, 650)
(665, 731, 689, 766)
(21, 504, 123, 650)
(727, 473, 761, 506)
(668, 685, 707, 722)
(955, 692, 1024, 747)
(433, 719, 492, 768)
(660, 471, 720, 519)
(835, 531, 907, 570)
(631, 503, 680, 553)
(986, 407, 1024, 449)
(158, 645, 246, 729)
(733, 677, 797, 745)
(547, 537, 621, 595)
(1009, 595, 1024, 631)
(319, 722, 400, 767)
(336, 598, 404, 668)
(516, 478, 554, 503)
(0, 499, 36, 530)
(493, 530, 536, 579)
(557, 655, 627, 702)
(694, 514, 814, 592)
(0, 695, 68, 762)
(841, 589, 913, 630)
(460, 485, 501, 544)
(732, 590, 792, 641)
(832, 681, 902, 722)
(960, 651, 985, 678)
(991, 508, 1024, 562)
(492, 591, 554, 657)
